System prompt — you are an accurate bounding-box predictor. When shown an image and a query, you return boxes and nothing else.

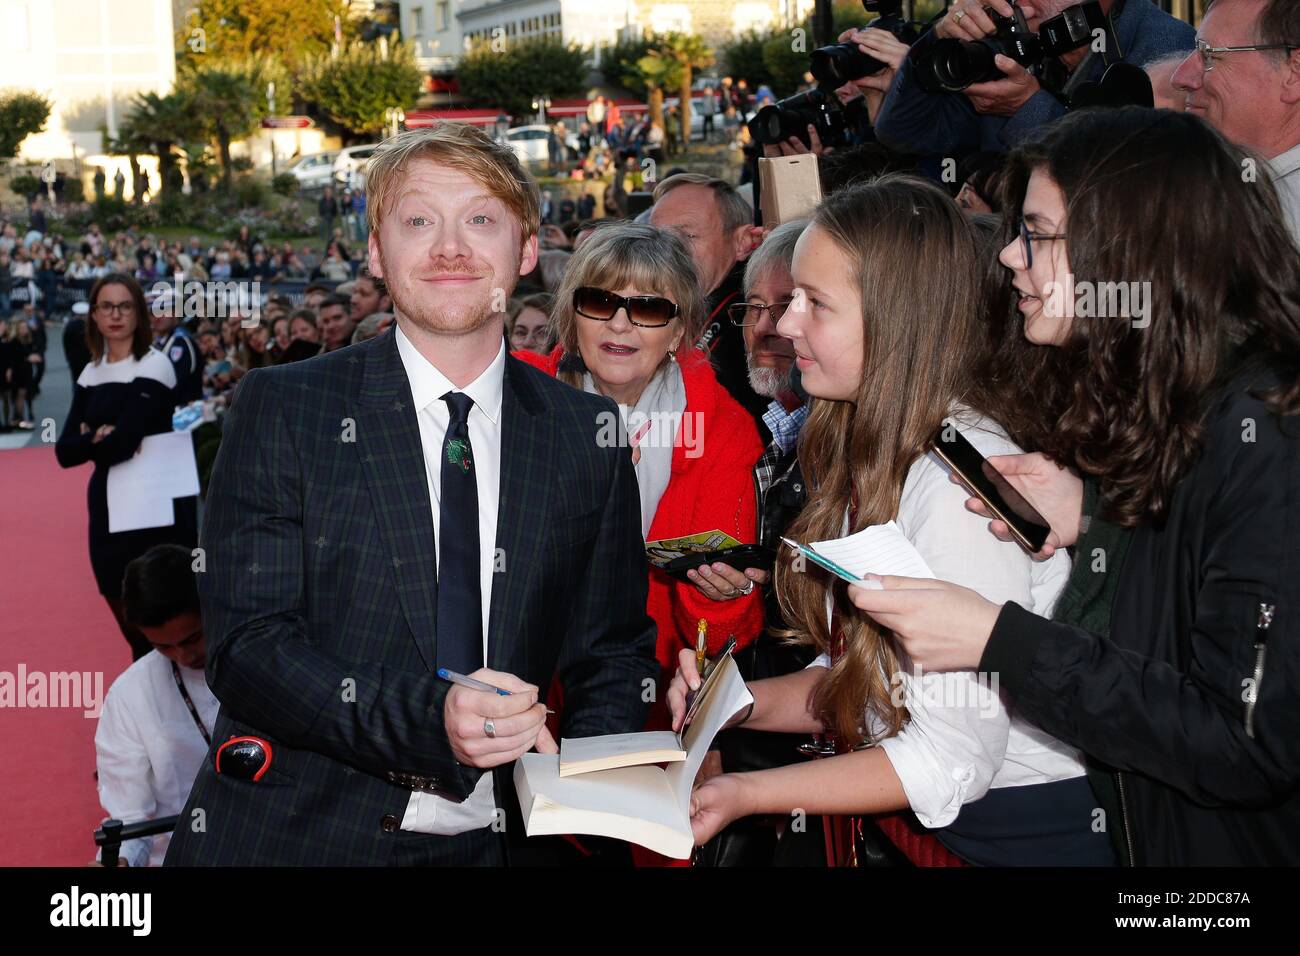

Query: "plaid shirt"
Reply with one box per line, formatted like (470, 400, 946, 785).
(755, 400, 808, 498)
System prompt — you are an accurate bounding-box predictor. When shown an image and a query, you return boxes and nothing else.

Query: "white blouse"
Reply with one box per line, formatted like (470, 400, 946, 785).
(810, 406, 1085, 828)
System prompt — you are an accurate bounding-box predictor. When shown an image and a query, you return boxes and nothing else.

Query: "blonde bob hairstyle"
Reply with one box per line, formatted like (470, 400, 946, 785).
(549, 222, 706, 389)
(365, 122, 541, 242)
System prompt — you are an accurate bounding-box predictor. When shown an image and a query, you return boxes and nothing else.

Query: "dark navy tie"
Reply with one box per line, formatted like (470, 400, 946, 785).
(437, 390, 482, 673)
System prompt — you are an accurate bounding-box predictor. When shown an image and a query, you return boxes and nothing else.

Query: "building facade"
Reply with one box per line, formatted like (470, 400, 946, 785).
(1, 0, 176, 163)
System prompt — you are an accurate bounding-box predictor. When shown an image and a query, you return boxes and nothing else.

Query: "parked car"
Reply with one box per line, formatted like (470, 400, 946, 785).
(333, 144, 379, 185)
(501, 125, 581, 165)
(284, 151, 338, 190)
(664, 96, 732, 141)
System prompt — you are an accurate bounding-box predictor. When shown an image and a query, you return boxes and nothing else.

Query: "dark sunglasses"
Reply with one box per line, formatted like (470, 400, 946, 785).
(573, 286, 679, 328)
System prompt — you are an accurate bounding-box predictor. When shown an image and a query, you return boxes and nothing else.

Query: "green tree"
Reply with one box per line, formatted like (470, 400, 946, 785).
(633, 49, 675, 129)
(102, 119, 149, 204)
(123, 90, 202, 198)
(0, 90, 52, 160)
(763, 1, 876, 94)
(177, 57, 284, 193)
(605, 34, 655, 99)
(656, 32, 713, 144)
(718, 30, 776, 90)
(179, 0, 350, 66)
(456, 37, 589, 119)
(300, 39, 422, 139)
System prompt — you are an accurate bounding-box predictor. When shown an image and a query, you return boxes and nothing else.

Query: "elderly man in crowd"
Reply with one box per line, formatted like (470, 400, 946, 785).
(1172, 0, 1300, 239)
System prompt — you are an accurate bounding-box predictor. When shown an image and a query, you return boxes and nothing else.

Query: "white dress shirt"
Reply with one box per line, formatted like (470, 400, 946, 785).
(94, 651, 219, 867)
(394, 323, 505, 834)
(809, 406, 1085, 828)
(1269, 143, 1300, 245)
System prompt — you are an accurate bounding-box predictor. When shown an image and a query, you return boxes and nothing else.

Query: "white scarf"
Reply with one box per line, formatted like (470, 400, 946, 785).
(584, 359, 687, 538)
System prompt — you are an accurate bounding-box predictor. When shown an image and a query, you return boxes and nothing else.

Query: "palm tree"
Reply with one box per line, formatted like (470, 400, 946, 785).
(102, 119, 150, 204)
(658, 32, 714, 148)
(176, 57, 281, 193)
(124, 90, 200, 198)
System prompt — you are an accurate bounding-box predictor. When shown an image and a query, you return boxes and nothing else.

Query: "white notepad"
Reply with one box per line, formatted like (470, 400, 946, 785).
(807, 520, 936, 581)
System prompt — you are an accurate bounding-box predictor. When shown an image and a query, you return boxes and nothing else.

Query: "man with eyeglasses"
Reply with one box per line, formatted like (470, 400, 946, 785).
(649, 173, 768, 424)
(1172, 0, 1300, 240)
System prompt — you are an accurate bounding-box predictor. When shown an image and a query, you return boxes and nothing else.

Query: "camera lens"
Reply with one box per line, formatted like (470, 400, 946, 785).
(810, 43, 888, 86)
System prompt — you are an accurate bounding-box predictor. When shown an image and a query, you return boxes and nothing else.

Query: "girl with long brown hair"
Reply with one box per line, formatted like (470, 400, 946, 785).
(852, 108, 1300, 865)
(668, 175, 1113, 865)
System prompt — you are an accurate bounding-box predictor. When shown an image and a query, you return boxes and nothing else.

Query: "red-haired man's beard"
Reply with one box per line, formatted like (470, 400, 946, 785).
(377, 246, 517, 337)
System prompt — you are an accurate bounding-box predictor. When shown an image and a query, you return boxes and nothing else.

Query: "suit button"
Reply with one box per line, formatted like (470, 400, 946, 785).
(380, 814, 399, 833)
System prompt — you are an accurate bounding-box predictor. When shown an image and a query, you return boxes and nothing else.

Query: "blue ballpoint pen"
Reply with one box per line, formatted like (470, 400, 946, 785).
(437, 668, 556, 714)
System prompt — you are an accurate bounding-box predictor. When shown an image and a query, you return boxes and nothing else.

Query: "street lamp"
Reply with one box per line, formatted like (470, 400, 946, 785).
(531, 96, 552, 125)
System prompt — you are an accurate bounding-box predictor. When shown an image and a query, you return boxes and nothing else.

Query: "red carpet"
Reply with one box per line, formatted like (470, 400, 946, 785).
(0, 445, 134, 866)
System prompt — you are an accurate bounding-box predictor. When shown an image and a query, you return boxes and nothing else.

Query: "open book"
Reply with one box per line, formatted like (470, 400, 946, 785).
(514, 654, 753, 859)
(556, 640, 735, 776)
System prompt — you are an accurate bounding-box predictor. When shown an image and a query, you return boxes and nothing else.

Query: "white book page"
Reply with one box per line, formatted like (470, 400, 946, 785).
(560, 731, 685, 770)
(665, 655, 754, 810)
(810, 520, 936, 581)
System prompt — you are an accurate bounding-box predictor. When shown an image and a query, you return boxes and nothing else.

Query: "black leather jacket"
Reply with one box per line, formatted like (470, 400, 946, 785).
(983, 361, 1300, 865)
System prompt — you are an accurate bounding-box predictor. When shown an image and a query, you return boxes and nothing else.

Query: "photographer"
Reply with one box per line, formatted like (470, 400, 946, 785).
(874, 0, 1193, 159)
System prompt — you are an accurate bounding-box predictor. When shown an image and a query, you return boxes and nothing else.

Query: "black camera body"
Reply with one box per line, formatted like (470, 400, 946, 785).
(915, 0, 1107, 93)
(748, 0, 906, 150)
(809, 0, 919, 87)
(746, 86, 868, 150)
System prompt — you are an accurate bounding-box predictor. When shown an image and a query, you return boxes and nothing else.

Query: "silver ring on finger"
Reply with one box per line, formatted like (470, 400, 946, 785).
(484, 717, 496, 739)
(954, 8, 966, 20)
(739, 579, 755, 595)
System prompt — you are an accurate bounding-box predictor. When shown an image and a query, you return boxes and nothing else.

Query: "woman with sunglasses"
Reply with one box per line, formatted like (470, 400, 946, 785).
(851, 108, 1300, 865)
(56, 273, 199, 662)
(513, 223, 764, 735)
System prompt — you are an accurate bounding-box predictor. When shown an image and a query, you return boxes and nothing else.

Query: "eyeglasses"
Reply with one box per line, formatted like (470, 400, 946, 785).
(1018, 217, 1067, 269)
(728, 300, 792, 327)
(94, 302, 135, 317)
(573, 286, 679, 328)
(1192, 37, 1297, 74)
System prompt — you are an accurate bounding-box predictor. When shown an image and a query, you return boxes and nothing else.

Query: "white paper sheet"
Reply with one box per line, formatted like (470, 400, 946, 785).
(809, 520, 937, 581)
(107, 431, 200, 533)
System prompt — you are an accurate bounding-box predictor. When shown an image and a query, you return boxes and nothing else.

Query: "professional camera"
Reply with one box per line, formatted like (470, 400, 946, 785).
(809, 0, 918, 87)
(746, 86, 869, 150)
(914, 0, 1107, 93)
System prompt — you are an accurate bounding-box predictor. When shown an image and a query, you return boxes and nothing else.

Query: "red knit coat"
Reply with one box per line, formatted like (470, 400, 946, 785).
(514, 345, 765, 728)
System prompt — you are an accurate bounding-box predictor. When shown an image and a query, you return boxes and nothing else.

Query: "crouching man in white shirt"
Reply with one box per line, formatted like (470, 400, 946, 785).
(90, 545, 217, 867)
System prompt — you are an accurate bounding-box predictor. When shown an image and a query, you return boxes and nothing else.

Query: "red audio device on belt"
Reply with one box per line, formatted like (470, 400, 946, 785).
(215, 735, 274, 781)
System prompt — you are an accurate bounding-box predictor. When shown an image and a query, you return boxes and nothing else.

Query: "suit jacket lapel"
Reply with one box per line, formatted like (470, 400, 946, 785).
(489, 355, 553, 673)
(352, 330, 438, 672)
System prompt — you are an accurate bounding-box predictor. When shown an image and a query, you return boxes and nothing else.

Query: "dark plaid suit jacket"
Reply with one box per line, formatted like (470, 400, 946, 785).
(164, 327, 658, 865)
